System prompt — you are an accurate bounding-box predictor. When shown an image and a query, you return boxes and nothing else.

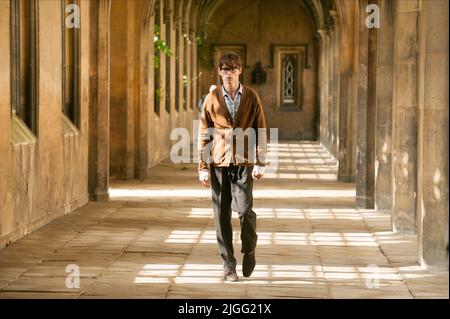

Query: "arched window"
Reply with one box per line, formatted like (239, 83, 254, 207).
(62, 0, 80, 127)
(282, 54, 297, 105)
(272, 45, 306, 111)
(11, 0, 39, 134)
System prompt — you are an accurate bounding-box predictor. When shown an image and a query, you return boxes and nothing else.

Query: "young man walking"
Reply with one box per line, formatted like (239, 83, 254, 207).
(198, 52, 267, 282)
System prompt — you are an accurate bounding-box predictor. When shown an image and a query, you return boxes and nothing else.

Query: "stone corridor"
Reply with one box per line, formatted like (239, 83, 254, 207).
(0, 142, 447, 299)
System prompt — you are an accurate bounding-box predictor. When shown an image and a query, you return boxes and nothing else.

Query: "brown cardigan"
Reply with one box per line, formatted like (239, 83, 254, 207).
(198, 85, 267, 171)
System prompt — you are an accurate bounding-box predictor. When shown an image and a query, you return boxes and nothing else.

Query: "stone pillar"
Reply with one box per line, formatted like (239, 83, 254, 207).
(110, 0, 136, 180)
(337, 5, 357, 183)
(185, 25, 192, 111)
(375, 0, 394, 211)
(191, 28, 198, 114)
(182, 22, 188, 111)
(330, 11, 340, 158)
(417, 0, 449, 266)
(125, 0, 136, 179)
(163, 1, 172, 114)
(137, 1, 154, 180)
(328, 26, 335, 156)
(365, 14, 378, 209)
(318, 29, 330, 150)
(197, 33, 203, 117)
(174, 17, 181, 113)
(391, 0, 420, 233)
(324, 30, 331, 151)
(316, 31, 323, 143)
(313, 33, 321, 139)
(88, 0, 111, 201)
(356, 0, 377, 209)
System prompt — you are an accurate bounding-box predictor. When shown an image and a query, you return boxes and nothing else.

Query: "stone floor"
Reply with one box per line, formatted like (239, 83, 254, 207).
(0, 141, 448, 298)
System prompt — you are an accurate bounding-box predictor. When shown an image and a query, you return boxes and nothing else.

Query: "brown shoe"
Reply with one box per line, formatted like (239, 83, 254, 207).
(242, 251, 256, 277)
(224, 269, 238, 282)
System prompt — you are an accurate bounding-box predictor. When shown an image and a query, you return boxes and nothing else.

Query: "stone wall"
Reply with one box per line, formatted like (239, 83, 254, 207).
(0, 0, 89, 248)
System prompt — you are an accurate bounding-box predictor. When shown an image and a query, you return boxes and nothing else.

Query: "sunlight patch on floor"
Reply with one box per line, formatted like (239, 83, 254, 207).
(109, 188, 355, 199)
(132, 262, 408, 286)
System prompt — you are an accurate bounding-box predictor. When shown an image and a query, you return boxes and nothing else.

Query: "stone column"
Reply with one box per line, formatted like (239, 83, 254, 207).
(316, 31, 323, 143)
(174, 17, 181, 114)
(182, 22, 188, 111)
(417, 0, 449, 266)
(88, 0, 111, 201)
(365, 13, 378, 209)
(330, 11, 340, 158)
(125, 0, 136, 179)
(163, 1, 172, 114)
(191, 28, 198, 114)
(374, 0, 394, 211)
(317, 29, 330, 150)
(110, 0, 136, 180)
(328, 25, 335, 156)
(356, 0, 377, 209)
(355, 51, 368, 205)
(391, 0, 420, 233)
(185, 25, 192, 111)
(324, 30, 331, 151)
(137, 1, 155, 180)
(337, 5, 357, 183)
(313, 33, 321, 139)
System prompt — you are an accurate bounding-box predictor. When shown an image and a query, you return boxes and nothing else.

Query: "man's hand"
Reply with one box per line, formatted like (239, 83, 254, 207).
(252, 165, 265, 180)
(199, 169, 210, 187)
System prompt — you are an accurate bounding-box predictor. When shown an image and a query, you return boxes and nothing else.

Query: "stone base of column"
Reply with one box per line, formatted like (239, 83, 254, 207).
(337, 173, 352, 183)
(392, 216, 416, 235)
(420, 259, 449, 271)
(356, 195, 374, 209)
(89, 191, 110, 202)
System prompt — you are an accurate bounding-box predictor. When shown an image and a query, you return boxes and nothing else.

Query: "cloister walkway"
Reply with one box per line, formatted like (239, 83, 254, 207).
(0, 142, 447, 298)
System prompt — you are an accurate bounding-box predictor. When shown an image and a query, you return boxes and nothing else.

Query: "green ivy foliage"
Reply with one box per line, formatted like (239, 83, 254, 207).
(152, 25, 210, 100)
(196, 34, 214, 70)
(153, 25, 172, 70)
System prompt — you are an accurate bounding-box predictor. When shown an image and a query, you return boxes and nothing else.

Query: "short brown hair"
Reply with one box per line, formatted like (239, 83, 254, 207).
(218, 52, 243, 69)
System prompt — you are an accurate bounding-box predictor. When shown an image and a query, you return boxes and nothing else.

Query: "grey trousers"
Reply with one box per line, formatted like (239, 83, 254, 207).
(210, 164, 258, 270)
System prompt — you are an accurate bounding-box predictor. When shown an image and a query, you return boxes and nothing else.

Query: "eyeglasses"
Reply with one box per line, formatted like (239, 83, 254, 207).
(220, 66, 240, 74)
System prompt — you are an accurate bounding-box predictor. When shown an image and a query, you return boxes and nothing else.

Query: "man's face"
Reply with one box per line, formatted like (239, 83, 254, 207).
(219, 64, 242, 85)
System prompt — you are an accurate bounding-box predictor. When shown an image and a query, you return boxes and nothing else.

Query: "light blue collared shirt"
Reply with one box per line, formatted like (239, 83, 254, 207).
(222, 83, 243, 120)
